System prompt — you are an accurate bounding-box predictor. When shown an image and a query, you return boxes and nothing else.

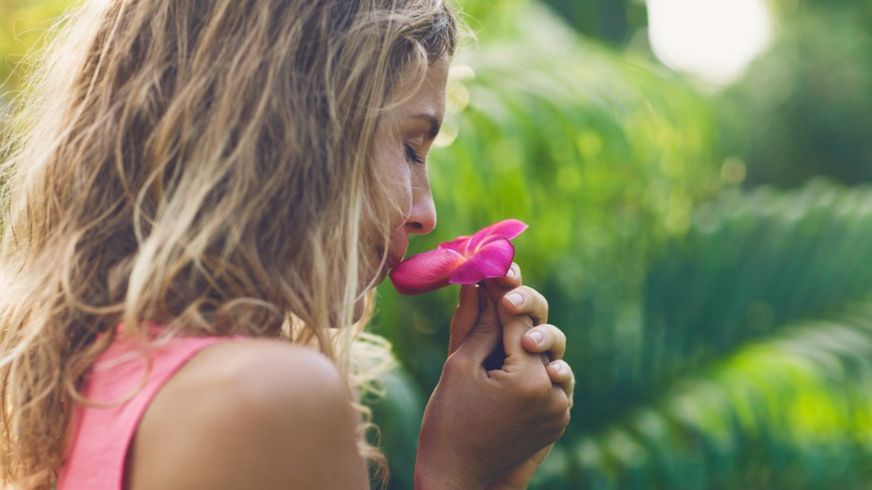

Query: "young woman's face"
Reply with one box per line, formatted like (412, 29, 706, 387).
(357, 56, 449, 316)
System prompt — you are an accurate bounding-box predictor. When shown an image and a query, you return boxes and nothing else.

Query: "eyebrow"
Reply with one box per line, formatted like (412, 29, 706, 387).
(409, 113, 443, 140)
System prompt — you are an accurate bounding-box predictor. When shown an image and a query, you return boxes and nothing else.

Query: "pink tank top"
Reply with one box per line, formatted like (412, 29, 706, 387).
(57, 325, 246, 489)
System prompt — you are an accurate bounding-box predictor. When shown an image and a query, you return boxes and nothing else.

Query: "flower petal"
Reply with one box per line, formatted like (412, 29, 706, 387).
(448, 238, 515, 284)
(389, 248, 466, 295)
(437, 235, 471, 255)
(466, 219, 529, 252)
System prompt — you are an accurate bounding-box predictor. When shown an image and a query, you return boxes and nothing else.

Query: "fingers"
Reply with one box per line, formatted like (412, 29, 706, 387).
(546, 360, 575, 410)
(488, 262, 522, 290)
(515, 320, 572, 409)
(481, 281, 543, 371)
(501, 315, 541, 370)
(449, 260, 521, 358)
(448, 284, 480, 355)
(501, 285, 548, 326)
(452, 287, 502, 369)
(521, 324, 566, 361)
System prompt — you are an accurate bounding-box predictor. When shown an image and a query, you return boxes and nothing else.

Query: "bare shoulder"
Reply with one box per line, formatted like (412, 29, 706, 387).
(126, 338, 369, 490)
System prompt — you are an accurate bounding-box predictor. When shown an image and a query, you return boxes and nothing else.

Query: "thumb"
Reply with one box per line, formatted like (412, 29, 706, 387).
(453, 287, 501, 366)
(449, 284, 479, 355)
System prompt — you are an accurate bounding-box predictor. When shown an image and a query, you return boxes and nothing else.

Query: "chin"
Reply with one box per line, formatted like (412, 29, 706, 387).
(348, 250, 396, 325)
(352, 275, 383, 324)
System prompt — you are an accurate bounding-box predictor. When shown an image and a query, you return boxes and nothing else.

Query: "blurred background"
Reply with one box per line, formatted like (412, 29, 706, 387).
(2, 0, 872, 488)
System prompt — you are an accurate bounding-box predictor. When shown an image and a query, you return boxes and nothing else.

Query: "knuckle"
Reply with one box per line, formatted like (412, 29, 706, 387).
(550, 387, 571, 414)
(511, 286, 549, 316)
(525, 286, 542, 302)
(557, 414, 569, 439)
(524, 286, 548, 309)
(546, 411, 570, 440)
(548, 407, 571, 438)
(517, 381, 538, 400)
(513, 285, 533, 300)
(471, 324, 497, 339)
(443, 352, 472, 376)
(519, 374, 551, 402)
(565, 360, 575, 374)
(551, 325, 566, 345)
(543, 324, 567, 358)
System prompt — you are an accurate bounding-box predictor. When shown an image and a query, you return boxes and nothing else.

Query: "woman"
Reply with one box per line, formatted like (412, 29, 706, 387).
(0, 0, 574, 488)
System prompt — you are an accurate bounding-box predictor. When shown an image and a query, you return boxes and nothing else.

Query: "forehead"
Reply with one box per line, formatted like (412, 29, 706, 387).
(387, 57, 449, 121)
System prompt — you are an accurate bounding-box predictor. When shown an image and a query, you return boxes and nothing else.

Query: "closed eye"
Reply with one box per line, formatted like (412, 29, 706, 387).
(404, 143, 426, 165)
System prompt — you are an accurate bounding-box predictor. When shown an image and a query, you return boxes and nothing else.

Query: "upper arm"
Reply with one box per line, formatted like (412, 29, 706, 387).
(126, 340, 370, 490)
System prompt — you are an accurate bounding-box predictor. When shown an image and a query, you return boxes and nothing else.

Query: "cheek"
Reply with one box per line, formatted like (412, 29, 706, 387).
(397, 176, 413, 214)
(371, 127, 413, 225)
(382, 161, 413, 221)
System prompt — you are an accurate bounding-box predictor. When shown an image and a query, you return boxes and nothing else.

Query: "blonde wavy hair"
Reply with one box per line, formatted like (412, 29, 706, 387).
(0, 0, 457, 487)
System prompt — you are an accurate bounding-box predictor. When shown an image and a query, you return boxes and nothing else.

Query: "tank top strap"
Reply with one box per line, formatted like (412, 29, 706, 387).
(57, 327, 247, 490)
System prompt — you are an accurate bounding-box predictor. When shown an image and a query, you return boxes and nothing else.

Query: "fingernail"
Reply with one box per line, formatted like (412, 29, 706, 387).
(506, 292, 524, 306)
(550, 361, 563, 373)
(527, 330, 543, 344)
(508, 264, 519, 278)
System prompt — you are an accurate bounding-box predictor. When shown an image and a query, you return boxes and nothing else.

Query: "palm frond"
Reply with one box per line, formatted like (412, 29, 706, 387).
(551, 309, 872, 489)
(642, 183, 872, 399)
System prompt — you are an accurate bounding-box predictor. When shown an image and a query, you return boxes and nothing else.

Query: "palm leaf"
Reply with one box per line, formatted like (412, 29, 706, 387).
(544, 183, 872, 488)
(558, 309, 872, 489)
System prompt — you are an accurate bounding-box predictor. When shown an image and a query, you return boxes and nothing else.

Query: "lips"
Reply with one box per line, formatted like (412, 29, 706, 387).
(387, 233, 408, 270)
(375, 244, 406, 275)
(386, 253, 403, 271)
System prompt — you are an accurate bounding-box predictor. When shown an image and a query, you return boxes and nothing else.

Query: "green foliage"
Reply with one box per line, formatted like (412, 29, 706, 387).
(565, 311, 872, 489)
(592, 183, 859, 431)
(715, 2, 872, 187)
(562, 183, 872, 487)
(371, 2, 872, 488)
(541, 0, 648, 46)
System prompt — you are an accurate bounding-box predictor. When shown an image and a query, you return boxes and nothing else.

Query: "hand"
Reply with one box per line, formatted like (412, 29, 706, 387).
(415, 272, 571, 489)
(450, 263, 575, 490)
(477, 263, 574, 410)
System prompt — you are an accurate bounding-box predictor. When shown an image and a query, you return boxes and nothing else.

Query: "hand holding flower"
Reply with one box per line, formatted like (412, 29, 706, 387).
(451, 269, 574, 490)
(404, 219, 574, 489)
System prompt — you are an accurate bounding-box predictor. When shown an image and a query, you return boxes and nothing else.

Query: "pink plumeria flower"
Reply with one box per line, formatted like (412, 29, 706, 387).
(389, 218, 529, 295)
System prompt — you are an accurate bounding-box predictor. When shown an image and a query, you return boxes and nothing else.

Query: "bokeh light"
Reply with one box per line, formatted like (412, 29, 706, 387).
(647, 0, 773, 85)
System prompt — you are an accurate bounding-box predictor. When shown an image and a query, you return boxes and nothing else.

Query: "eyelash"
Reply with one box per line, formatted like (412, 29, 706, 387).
(404, 143, 426, 165)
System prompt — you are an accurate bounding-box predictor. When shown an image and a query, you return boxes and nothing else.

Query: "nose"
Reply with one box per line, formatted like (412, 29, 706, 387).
(404, 185, 437, 235)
